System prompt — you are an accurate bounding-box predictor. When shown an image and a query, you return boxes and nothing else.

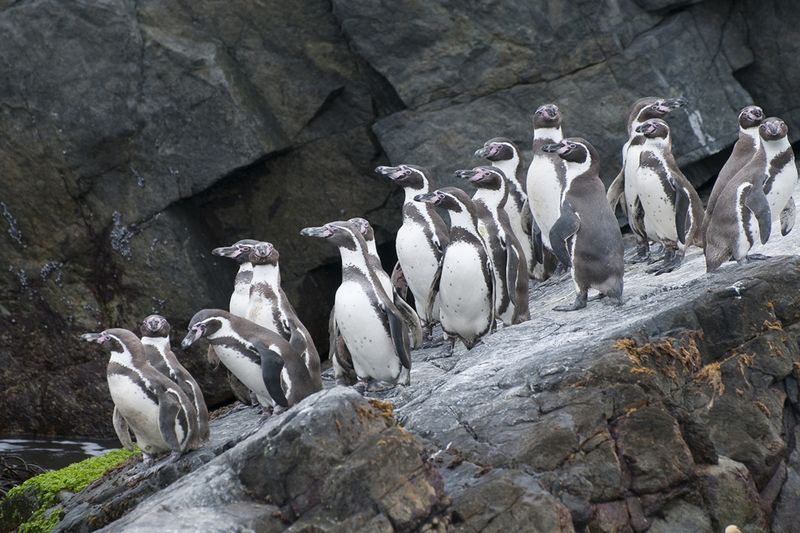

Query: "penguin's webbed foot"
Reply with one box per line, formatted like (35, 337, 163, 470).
(553, 293, 588, 312)
(745, 253, 770, 261)
(164, 451, 183, 464)
(646, 258, 682, 275)
(353, 379, 369, 395)
(587, 293, 606, 302)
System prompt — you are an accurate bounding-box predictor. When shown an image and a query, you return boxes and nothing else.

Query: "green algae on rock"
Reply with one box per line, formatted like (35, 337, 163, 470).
(0, 448, 138, 533)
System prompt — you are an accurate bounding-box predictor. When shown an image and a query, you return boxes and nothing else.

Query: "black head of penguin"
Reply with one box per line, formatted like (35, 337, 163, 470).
(348, 217, 375, 242)
(629, 96, 686, 126)
(456, 166, 506, 192)
(182, 309, 227, 348)
(739, 105, 764, 129)
(635, 118, 671, 142)
(542, 138, 599, 170)
(81, 328, 140, 355)
(212, 239, 260, 264)
(533, 103, 562, 129)
(300, 220, 364, 251)
(414, 187, 476, 214)
(375, 164, 430, 190)
(474, 137, 518, 162)
(248, 241, 280, 267)
(141, 314, 170, 338)
(759, 117, 788, 142)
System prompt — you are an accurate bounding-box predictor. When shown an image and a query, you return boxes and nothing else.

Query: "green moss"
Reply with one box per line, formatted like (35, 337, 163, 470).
(1, 447, 139, 533)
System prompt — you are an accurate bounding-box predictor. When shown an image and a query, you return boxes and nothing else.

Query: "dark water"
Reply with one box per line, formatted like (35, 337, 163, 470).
(0, 437, 120, 471)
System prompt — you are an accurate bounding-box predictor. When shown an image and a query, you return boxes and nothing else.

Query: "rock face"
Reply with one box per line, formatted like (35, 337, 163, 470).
(0, 0, 799, 441)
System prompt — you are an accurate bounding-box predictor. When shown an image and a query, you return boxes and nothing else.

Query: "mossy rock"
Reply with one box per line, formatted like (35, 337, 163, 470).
(0, 448, 138, 532)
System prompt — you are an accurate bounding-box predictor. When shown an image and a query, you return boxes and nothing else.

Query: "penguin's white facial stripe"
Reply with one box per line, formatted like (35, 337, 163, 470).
(109, 339, 152, 389)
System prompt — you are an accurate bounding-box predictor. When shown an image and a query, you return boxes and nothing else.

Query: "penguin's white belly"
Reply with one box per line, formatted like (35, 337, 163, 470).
(229, 286, 250, 317)
(767, 164, 798, 224)
(246, 296, 281, 333)
(527, 158, 562, 250)
(108, 374, 170, 453)
(335, 282, 400, 382)
(213, 345, 270, 400)
(439, 243, 492, 339)
(637, 167, 678, 242)
(624, 145, 644, 215)
(396, 221, 440, 321)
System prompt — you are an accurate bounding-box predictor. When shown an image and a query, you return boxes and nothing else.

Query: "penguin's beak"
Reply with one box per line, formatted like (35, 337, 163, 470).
(454, 168, 478, 180)
(474, 145, 492, 158)
(300, 225, 334, 239)
(747, 108, 764, 121)
(414, 192, 441, 205)
(655, 97, 687, 113)
(181, 327, 202, 349)
(212, 246, 238, 258)
(375, 165, 404, 180)
(635, 123, 656, 135)
(542, 142, 567, 154)
(80, 332, 108, 344)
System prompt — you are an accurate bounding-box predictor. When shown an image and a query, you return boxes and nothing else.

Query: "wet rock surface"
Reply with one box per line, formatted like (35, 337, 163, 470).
(1, 0, 800, 438)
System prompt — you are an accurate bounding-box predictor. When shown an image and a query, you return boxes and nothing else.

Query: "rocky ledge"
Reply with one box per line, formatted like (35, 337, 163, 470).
(17, 234, 797, 532)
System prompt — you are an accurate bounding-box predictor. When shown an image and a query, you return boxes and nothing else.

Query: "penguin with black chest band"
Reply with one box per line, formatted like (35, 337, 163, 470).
(140, 315, 209, 446)
(81, 329, 198, 462)
(375, 165, 449, 343)
(456, 166, 530, 326)
(245, 241, 323, 391)
(704, 117, 797, 271)
(300, 220, 412, 391)
(634, 119, 705, 274)
(414, 188, 495, 353)
(606, 97, 687, 262)
(182, 309, 320, 410)
(702, 105, 765, 240)
(526, 103, 566, 278)
(474, 138, 533, 275)
(543, 138, 624, 311)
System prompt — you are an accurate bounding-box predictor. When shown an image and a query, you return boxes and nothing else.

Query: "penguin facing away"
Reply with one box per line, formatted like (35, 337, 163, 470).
(82, 328, 198, 461)
(475, 137, 533, 275)
(634, 119, 705, 275)
(140, 314, 210, 446)
(543, 138, 624, 311)
(300, 220, 412, 390)
(526, 103, 566, 273)
(606, 97, 687, 262)
(414, 187, 495, 353)
(244, 241, 323, 391)
(456, 166, 530, 326)
(375, 164, 450, 342)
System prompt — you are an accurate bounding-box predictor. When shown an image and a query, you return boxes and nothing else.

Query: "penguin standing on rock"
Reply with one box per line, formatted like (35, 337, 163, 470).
(704, 117, 797, 271)
(526, 103, 566, 278)
(140, 315, 209, 446)
(300, 220, 412, 391)
(244, 241, 322, 391)
(634, 119, 705, 274)
(702, 105, 765, 240)
(375, 165, 449, 344)
(81, 329, 198, 462)
(414, 188, 495, 353)
(544, 138, 624, 310)
(456, 166, 529, 326)
(474, 138, 532, 274)
(182, 309, 319, 410)
(606, 97, 687, 262)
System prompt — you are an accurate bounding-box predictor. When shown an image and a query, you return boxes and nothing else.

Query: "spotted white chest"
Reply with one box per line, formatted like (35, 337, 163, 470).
(396, 219, 440, 321)
(766, 160, 798, 227)
(107, 373, 170, 454)
(624, 142, 645, 215)
(247, 286, 282, 333)
(334, 280, 400, 382)
(526, 155, 563, 250)
(438, 241, 492, 340)
(636, 160, 678, 243)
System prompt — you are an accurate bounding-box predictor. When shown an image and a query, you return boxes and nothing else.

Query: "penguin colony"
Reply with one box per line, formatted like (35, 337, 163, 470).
(82, 97, 797, 464)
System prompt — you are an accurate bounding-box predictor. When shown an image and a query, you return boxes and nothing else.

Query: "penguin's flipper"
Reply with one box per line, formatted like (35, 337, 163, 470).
(607, 168, 626, 214)
(254, 342, 289, 408)
(744, 184, 772, 244)
(425, 256, 443, 322)
(631, 197, 647, 241)
(521, 198, 533, 236)
(157, 389, 184, 452)
(112, 406, 134, 451)
(393, 291, 423, 348)
(327, 308, 339, 363)
(391, 261, 409, 301)
(288, 322, 307, 355)
(386, 302, 412, 371)
(206, 346, 220, 368)
(485, 254, 496, 331)
(549, 203, 580, 268)
(505, 237, 521, 307)
(781, 196, 796, 236)
(675, 186, 691, 245)
(532, 219, 544, 263)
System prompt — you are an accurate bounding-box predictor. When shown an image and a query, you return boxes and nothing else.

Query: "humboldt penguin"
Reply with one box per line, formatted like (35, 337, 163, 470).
(456, 166, 530, 326)
(414, 188, 495, 352)
(705, 117, 797, 271)
(702, 105, 765, 239)
(525, 103, 566, 278)
(81, 329, 198, 461)
(543, 138, 624, 310)
(245, 241, 322, 390)
(606, 97, 687, 261)
(182, 309, 320, 409)
(475, 138, 533, 274)
(300, 220, 412, 390)
(634, 119, 705, 274)
(375, 165, 450, 342)
(140, 314, 209, 446)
